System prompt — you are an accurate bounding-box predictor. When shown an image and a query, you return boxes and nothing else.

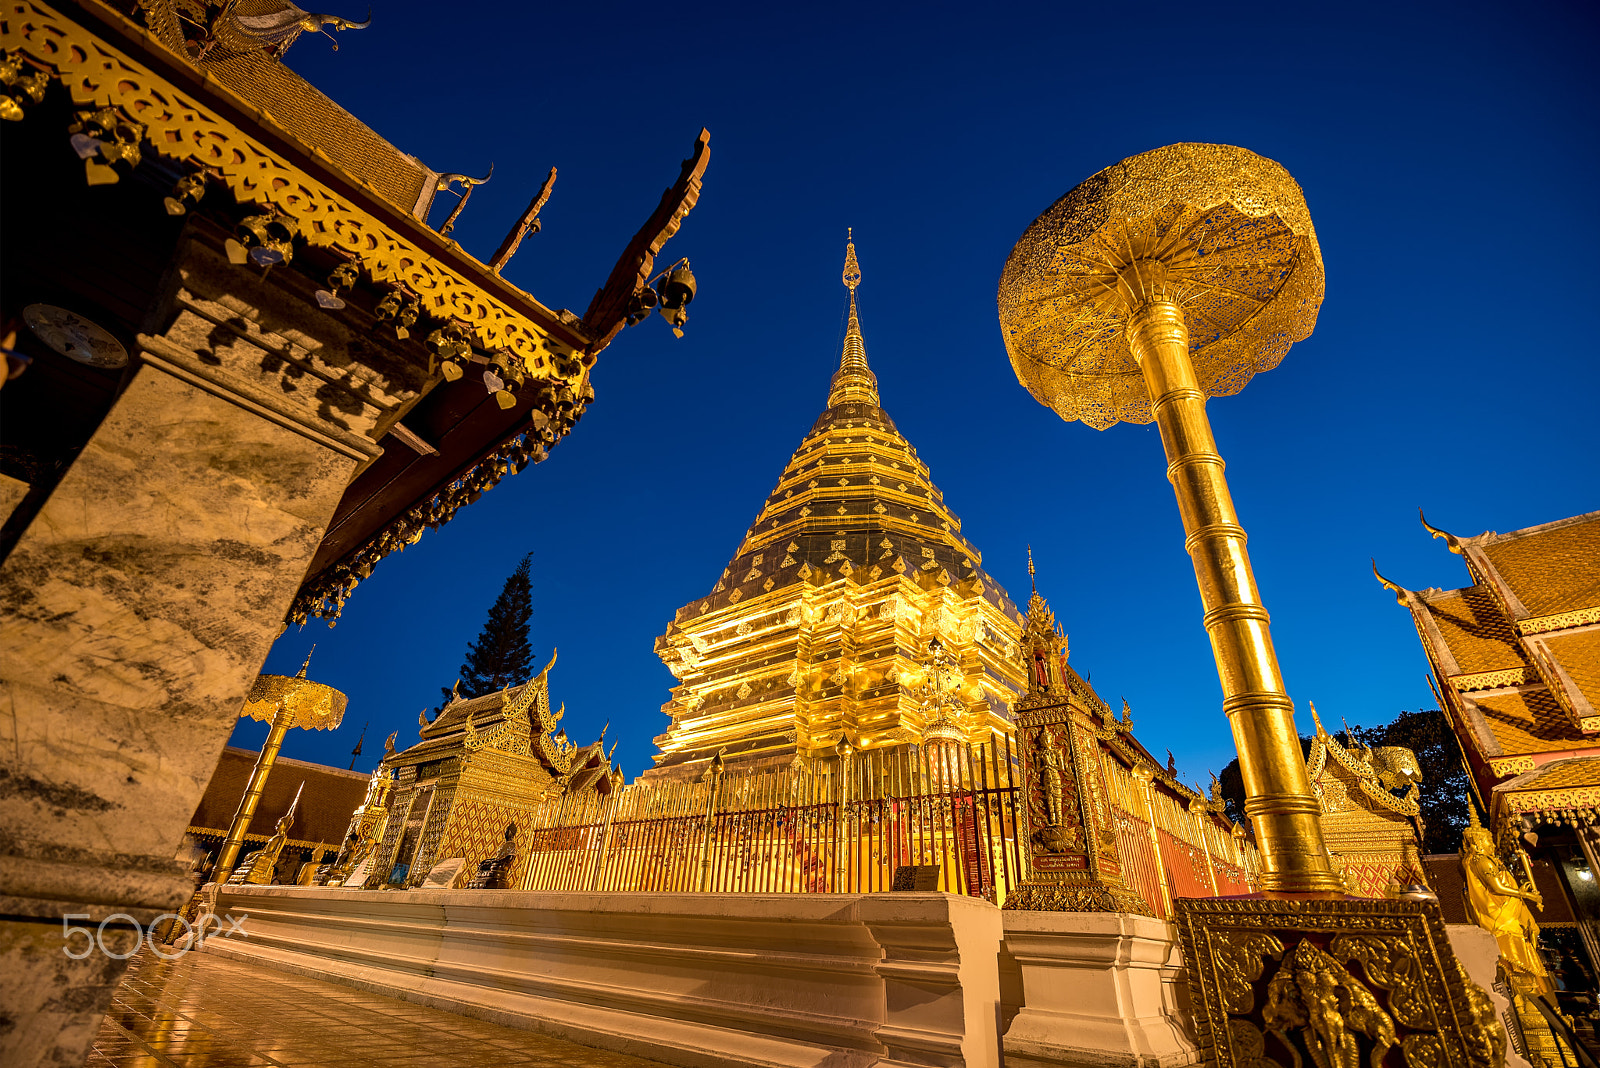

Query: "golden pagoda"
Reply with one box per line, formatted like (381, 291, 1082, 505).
(647, 236, 1029, 778)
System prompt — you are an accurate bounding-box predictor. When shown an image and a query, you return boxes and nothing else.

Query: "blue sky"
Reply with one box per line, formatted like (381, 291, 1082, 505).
(237, 1, 1598, 790)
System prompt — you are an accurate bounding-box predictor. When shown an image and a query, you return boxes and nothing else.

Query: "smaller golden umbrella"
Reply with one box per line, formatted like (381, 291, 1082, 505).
(213, 649, 348, 878)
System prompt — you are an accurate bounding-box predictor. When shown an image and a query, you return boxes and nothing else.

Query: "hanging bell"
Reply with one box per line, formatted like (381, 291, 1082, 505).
(425, 326, 472, 381)
(626, 284, 659, 326)
(315, 260, 360, 309)
(163, 172, 208, 215)
(68, 106, 146, 185)
(394, 301, 419, 339)
(0, 53, 46, 122)
(656, 262, 696, 337)
(229, 212, 297, 268)
(486, 351, 522, 410)
(374, 289, 403, 319)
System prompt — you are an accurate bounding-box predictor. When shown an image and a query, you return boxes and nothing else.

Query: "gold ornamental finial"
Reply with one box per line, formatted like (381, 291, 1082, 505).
(1419, 509, 1464, 555)
(1371, 558, 1411, 607)
(1027, 545, 1037, 592)
(828, 230, 879, 408)
(296, 645, 316, 678)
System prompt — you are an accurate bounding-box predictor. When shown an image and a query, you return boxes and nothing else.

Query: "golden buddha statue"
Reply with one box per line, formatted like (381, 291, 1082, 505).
(228, 784, 301, 886)
(1460, 806, 1551, 997)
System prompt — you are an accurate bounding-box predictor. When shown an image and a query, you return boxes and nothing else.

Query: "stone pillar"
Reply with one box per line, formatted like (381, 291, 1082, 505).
(0, 222, 430, 1067)
(1001, 911, 1199, 1068)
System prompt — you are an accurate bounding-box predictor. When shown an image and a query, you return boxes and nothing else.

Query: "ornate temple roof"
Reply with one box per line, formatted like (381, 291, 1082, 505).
(386, 655, 610, 786)
(1379, 510, 1600, 829)
(188, 747, 369, 847)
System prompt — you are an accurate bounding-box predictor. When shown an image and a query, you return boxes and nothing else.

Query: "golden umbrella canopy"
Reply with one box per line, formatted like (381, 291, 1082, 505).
(997, 142, 1324, 430)
(241, 656, 347, 732)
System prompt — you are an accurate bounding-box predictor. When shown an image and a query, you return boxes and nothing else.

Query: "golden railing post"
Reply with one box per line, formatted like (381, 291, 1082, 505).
(1131, 766, 1174, 917)
(588, 786, 621, 892)
(835, 740, 855, 892)
(1123, 299, 1339, 893)
(695, 752, 725, 893)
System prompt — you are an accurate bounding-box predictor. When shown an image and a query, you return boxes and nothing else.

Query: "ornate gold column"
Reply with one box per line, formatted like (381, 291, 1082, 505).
(998, 143, 1341, 895)
(999, 144, 1507, 1068)
(1123, 298, 1339, 894)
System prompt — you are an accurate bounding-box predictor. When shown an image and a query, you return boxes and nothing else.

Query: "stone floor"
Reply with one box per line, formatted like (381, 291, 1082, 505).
(90, 951, 674, 1067)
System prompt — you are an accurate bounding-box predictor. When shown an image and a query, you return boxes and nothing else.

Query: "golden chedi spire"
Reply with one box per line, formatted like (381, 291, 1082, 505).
(828, 229, 880, 408)
(646, 233, 1029, 780)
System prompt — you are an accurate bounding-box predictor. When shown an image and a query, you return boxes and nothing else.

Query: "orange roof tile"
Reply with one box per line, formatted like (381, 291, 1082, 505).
(1479, 515, 1600, 619)
(1502, 756, 1600, 793)
(1472, 689, 1583, 756)
(1545, 629, 1600, 716)
(1421, 586, 1528, 676)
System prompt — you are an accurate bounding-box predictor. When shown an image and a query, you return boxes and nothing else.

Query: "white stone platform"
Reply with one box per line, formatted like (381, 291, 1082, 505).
(200, 885, 1006, 1068)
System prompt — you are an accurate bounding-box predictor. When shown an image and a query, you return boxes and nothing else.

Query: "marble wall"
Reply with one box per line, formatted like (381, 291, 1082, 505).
(0, 224, 427, 1067)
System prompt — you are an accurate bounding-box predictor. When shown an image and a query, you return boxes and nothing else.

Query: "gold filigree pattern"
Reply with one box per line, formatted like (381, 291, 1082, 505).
(1175, 897, 1505, 1068)
(997, 143, 1323, 430)
(0, 0, 582, 371)
(1453, 666, 1537, 692)
(1519, 607, 1600, 635)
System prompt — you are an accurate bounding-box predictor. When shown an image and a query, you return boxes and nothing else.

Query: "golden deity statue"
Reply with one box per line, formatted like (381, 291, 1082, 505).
(1460, 808, 1551, 997)
(228, 784, 302, 885)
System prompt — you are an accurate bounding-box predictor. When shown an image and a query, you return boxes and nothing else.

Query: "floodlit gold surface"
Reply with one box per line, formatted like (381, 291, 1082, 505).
(998, 143, 1323, 430)
(241, 672, 348, 732)
(90, 952, 672, 1067)
(1000, 144, 1340, 893)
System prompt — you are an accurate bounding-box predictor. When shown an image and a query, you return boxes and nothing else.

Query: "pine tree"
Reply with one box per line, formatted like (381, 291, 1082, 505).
(441, 553, 535, 707)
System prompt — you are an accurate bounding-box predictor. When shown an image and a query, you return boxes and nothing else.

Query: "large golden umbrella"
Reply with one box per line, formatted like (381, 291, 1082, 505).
(998, 143, 1341, 894)
(213, 650, 348, 878)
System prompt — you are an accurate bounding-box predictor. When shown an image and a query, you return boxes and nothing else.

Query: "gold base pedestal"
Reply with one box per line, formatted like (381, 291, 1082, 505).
(1004, 881, 1150, 914)
(1174, 896, 1506, 1068)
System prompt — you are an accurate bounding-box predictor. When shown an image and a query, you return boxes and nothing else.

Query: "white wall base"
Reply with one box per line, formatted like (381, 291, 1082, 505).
(1446, 923, 1532, 1068)
(1001, 912, 1198, 1068)
(200, 885, 1003, 1068)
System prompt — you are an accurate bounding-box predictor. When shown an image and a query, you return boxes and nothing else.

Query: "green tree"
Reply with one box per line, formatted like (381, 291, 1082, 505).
(1215, 708, 1469, 855)
(440, 553, 535, 708)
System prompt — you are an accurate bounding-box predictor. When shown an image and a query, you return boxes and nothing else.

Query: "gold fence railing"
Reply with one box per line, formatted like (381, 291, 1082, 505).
(512, 738, 1258, 911)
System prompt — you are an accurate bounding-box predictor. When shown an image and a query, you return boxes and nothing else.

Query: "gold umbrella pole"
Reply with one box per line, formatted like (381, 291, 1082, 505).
(1126, 298, 1340, 894)
(213, 704, 290, 878)
(210, 649, 348, 880)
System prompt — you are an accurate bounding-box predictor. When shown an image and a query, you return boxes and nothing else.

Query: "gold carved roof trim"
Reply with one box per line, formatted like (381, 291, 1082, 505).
(1521, 607, 1600, 636)
(4, 0, 592, 371)
(1452, 666, 1536, 692)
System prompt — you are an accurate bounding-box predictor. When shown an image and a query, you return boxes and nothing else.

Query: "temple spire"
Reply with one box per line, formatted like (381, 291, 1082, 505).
(828, 229, 880, 408)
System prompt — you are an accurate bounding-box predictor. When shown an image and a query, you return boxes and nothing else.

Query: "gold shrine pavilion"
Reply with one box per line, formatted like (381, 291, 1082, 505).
(648, 238, 1030, 777)
(370, 656, 617, 888)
